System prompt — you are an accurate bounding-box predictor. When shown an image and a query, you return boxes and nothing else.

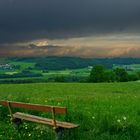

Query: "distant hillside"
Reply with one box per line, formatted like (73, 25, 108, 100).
(7, 57, 140, 70)
(0, 58, 7, 64)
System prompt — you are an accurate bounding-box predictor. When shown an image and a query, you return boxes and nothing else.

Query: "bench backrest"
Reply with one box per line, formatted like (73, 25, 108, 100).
(0, 100, 67, 114)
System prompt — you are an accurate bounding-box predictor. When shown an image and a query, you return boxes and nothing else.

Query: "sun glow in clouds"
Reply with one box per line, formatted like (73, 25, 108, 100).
(0, 33, 140, 57)
(32, 40, 49, 47)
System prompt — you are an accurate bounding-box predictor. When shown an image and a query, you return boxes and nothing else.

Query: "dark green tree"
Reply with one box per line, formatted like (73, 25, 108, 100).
(54, 76, 66, 82)
(136, 71, 140, 79)
(104, 71, 116, 82)
(128, 74, 139, 81)
(114, 68, 129, 82)
(89, 65, 106, 82)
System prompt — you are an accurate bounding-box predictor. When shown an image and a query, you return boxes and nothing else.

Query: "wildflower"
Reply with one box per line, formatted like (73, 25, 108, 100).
(57, 102, 61, 105)
(92, 116, 95, 119)
(117, 119, 121, 123)
(25, 124, 28, 129)
(123, 116, 127, 121)
(28, 133, 31, 137)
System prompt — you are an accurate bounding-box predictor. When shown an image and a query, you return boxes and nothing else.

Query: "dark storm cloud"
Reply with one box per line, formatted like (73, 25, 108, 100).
(0, 0, 140, 44)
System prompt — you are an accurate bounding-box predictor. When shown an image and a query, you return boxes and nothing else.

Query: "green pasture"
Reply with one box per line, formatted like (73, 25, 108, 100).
(9, 61, 35, 70)
(43, 68, 90, 77)
(0, 82, 140, 140)
(0, 60, 91, 79)
(113, 64, 140, 71)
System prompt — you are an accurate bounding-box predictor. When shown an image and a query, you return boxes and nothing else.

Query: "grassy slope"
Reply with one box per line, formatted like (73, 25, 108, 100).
(0, 82, 140, 140)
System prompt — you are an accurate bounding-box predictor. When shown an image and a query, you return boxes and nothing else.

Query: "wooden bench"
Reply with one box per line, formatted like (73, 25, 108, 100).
(0, 100, 79, 139)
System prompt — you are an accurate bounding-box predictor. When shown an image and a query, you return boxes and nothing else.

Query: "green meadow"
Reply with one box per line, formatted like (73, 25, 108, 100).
(0, 82, 140, 140)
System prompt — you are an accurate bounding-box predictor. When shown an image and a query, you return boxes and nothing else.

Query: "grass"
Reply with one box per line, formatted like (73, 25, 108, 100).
(0, 82, 140, 140)
(42, 68, 90, 79)
(0, 60, 91, 81)
(113, 64, 140, 72)
(10, 61, 35, 70)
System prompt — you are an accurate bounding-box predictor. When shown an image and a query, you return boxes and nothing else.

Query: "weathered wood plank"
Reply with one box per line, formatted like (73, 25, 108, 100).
(13, 112, 79, 129)
(0, 101, 67, 114)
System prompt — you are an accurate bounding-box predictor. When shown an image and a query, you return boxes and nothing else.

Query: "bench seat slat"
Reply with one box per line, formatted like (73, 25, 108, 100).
(13, 112, 79, 129)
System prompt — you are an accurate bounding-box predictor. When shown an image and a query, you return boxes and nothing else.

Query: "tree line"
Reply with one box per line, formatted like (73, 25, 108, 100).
(89, 65, 140, 83)
(10, 57, 140, 70)
(0, 64, 139, 84)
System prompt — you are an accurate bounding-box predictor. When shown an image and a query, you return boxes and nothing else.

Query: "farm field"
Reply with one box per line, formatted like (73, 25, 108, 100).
(1, 58, 140, 84)
(0, 60, 91, 77)
(0, 82, 140, 140)
(113, 64, 140, 72)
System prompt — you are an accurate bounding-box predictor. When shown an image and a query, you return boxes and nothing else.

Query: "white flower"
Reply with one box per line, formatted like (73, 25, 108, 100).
(92, 116, 95, 119)
(28, 133, 31, 137)
(117, 119, 121, 123)
(123, 116, 127, 121)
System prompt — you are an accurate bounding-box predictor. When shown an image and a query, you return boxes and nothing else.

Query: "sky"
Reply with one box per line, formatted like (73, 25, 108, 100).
(0, 0, 140, 57)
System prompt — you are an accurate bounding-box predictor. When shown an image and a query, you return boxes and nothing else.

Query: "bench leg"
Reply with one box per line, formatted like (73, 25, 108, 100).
(54, 127, 64, 140)
(12, 118, 22, 130)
